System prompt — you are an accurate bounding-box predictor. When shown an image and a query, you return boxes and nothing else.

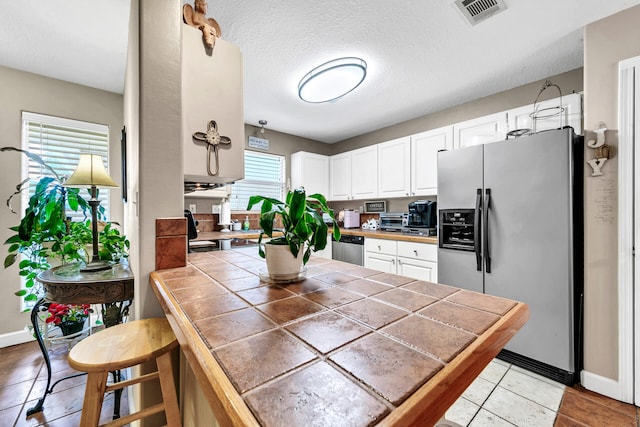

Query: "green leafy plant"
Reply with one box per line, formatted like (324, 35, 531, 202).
(2, 147, 129, 305)
(247, 187, 340, 265)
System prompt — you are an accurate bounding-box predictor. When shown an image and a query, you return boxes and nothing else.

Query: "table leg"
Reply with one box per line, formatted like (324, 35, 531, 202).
(26, 298, 49, 416)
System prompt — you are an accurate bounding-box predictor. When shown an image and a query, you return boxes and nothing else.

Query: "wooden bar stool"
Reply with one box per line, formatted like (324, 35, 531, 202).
(68, 318, 181, 427)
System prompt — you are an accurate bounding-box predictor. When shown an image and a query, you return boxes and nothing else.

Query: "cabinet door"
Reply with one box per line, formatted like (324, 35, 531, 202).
(453, 112, 508, 149)
(378, 136, 411, 198)
(410, 126, 453, 196)
(329, 152, 352, 200)
(364, 252, 396, 273)
(397, 257, 437, 282)
(291, 152, 329, 196)
(351, 146, 378, 199)
(507, 92, 582, 135)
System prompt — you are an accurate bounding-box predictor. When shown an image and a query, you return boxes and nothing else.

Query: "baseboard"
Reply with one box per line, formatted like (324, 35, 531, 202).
(0, 329, 35, 348)
(580, 369, 633, 404)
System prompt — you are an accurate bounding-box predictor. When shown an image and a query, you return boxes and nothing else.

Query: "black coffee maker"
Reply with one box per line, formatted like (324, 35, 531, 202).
(407, 200, 437, 228)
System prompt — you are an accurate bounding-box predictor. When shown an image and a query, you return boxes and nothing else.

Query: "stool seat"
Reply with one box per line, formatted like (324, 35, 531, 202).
(69, 318, 181, 427)
(69, 317, 178, 372)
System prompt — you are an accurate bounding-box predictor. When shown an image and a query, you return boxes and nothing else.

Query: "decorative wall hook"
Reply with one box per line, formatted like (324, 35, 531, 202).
(192, 120, 231, 176)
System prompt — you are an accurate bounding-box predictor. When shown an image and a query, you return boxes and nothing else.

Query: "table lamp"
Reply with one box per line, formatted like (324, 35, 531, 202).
(65, 154, 118, 272)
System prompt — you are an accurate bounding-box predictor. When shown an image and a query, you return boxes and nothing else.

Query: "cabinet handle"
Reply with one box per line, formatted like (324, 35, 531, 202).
(392, 259, 396, 265)
(413, 250, 418, 256)
(397, 259, 402, 265)
(378, 245, 381, 251)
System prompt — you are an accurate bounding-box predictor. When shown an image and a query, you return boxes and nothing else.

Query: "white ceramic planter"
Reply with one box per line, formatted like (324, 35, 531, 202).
(264, 243, 303, 280)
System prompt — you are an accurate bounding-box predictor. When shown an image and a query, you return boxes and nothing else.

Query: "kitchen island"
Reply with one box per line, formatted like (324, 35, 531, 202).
(150, 247, 528, 426)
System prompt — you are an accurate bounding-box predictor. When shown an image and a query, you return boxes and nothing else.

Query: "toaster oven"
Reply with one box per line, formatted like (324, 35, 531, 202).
(379, 212, 408, 231)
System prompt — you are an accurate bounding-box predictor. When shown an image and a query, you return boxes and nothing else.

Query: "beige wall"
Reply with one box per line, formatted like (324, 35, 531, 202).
(582, 4, 640, 381)
(133, 0, 184, 323)
(0, 66, 123, 339)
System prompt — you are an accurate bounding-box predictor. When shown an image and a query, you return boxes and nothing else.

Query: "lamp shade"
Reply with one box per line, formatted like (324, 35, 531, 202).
(65, 154, 118, 188)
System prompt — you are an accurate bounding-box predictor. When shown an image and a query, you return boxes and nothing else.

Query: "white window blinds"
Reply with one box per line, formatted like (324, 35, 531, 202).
(21, 112, 111, 220)
(230, 151, 285, 211)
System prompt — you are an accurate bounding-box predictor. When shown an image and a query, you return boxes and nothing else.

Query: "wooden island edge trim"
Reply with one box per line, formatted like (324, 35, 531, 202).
(150, 272, 260, 427)
(378, 302, 530, 427)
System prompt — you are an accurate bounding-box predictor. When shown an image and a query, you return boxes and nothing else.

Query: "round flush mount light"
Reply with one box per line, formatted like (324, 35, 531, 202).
(298, 57, 367, 103)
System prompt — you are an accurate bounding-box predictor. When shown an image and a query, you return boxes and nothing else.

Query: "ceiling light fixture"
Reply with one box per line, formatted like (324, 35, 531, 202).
(298, 57, 367, 103)
(258, 119, 267, 134)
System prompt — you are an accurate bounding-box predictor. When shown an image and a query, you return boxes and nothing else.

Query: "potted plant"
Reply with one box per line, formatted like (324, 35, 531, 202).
(45, 303, 93, 336)
(247, 187, 340, 280)
(2, 147, 129, 305)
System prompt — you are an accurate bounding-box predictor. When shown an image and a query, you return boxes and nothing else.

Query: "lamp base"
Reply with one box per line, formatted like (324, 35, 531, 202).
(80, 260, 113, 273)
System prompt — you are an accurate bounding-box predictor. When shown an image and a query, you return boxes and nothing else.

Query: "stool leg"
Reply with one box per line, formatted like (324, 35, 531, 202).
(156, 351, 181, 427)
(80, 371, 109, 427)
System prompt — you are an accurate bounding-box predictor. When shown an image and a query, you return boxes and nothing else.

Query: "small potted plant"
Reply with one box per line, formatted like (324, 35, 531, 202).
(45, 303, 93, 336)
(247, 187, 340, 280)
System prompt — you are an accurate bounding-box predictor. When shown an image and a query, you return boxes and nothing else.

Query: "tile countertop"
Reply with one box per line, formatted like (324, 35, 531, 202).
(150, 249, 528, 427)
(194, 228, 438, 245)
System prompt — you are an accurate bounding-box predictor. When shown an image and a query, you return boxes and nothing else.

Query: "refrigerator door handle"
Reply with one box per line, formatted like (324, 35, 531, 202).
(484, 188, 492, 273)
(474, 188, 482, 271)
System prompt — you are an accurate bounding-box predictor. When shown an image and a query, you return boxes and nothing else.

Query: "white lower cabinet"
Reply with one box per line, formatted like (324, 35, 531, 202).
(364, 238, 437, 282)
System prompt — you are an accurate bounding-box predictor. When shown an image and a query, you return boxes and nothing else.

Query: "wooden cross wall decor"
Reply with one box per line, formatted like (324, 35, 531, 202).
(192, 120, 231, 176)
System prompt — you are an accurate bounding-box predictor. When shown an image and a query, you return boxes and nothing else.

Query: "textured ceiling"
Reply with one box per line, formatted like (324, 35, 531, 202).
(2, 0, 640, 143)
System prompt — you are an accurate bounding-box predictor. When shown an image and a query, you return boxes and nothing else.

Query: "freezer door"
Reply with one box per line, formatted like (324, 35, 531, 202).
(483, 128, 575, 372)
(437, 145, 484, 293)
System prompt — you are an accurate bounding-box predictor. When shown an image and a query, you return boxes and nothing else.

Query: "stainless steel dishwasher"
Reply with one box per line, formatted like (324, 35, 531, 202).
(331, 234, 364, 266)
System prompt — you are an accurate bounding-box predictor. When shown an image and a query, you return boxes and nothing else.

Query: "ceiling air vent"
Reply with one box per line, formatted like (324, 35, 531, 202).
(454, 0, 507, 26)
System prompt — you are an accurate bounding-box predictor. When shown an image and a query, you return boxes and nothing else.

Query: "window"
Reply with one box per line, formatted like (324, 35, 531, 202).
(21, 112, 111, 220)
(229, 151, 285, 210)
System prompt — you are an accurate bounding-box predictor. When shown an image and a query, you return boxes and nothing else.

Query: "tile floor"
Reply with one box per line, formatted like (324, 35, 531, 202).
(445, 358, 639, 426)
(0, 340, 638, 426)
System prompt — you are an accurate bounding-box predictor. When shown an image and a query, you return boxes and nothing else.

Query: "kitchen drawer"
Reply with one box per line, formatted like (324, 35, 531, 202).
(397, 241, 437, 261)
(364, 237, 397, 255)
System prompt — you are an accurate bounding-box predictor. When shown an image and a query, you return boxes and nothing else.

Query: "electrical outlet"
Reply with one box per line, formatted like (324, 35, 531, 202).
(188, 204, 196, 213)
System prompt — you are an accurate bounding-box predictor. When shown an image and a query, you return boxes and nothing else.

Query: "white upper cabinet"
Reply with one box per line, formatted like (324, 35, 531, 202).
(378, 136, 411, 198)
(410, 126, 453, 196)
(329, 147, 377, 201)
(291, 151, 329, 196)
(507, 93, 582, 135)
(453, 112, 508, 149)
(351, 145, 378, 199)
(329, 152, 352, 200)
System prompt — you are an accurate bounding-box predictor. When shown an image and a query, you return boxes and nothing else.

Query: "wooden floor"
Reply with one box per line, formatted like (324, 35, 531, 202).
(0, 340, 638, 426)
(0, 340, 129, 427)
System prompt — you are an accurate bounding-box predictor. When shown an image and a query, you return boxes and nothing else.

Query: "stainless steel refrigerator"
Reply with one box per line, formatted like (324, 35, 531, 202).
(437, 127, 583, 385)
